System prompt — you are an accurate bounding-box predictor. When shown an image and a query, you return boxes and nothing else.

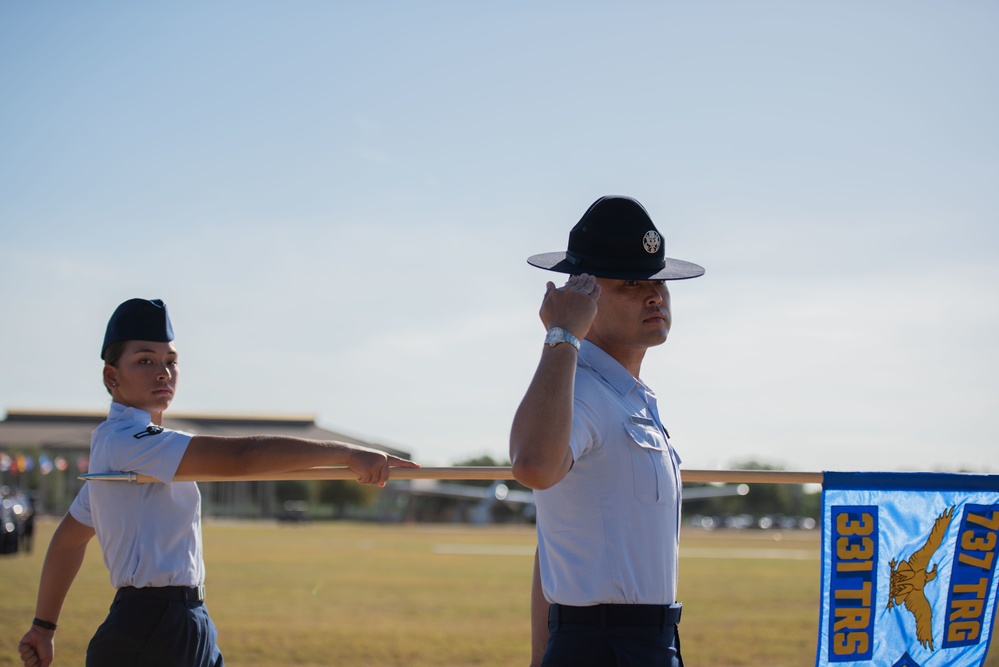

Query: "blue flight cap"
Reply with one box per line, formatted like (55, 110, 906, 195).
(100, 298, 174, 360)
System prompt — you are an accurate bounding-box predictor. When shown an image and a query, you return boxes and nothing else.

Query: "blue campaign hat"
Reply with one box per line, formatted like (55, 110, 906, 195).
(100, 298, 174, 359)
(527, 195, 704, 280)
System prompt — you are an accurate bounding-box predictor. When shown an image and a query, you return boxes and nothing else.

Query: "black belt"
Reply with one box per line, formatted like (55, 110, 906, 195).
(115, 585, 205, 604)
(550, 602, 681, 628)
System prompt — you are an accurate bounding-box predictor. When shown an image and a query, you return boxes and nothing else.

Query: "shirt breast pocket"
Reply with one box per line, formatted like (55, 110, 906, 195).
(624, 422, 678, 506)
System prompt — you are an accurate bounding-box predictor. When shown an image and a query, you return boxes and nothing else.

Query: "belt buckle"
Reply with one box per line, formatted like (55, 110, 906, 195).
(195, 584, 206, 602)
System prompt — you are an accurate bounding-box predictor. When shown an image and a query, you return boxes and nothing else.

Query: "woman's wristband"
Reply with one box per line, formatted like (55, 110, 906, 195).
(32, 617, 57, 631)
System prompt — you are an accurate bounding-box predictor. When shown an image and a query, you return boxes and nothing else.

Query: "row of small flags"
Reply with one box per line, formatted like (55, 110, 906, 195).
(0, 452, 88, 475)
(817, 472, 999, 667)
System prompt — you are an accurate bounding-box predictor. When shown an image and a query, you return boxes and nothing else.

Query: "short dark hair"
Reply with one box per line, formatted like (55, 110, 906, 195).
(103, 340, 129, 367)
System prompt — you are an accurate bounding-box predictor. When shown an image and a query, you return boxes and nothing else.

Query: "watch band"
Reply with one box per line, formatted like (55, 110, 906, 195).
(545, 327, 581, 351)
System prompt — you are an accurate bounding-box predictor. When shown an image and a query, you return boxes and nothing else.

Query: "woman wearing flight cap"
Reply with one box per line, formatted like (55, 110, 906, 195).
(18, 298, 419, 667)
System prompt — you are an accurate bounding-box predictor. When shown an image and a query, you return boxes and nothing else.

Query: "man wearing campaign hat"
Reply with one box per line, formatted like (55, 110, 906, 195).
(510, 195, 703, 667)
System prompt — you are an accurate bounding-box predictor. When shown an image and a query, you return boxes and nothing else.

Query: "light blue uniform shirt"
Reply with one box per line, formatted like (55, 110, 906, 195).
(535, 340, 682, 606)
(70, 402, 203, 589)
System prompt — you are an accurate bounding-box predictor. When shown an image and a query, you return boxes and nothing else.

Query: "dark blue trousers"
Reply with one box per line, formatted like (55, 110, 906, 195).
(542, 604, 683, 667)
(87, 594, 223, 667)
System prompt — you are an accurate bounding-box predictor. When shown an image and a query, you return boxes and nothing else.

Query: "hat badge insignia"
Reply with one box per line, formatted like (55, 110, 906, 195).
(642, 230, 661, 254)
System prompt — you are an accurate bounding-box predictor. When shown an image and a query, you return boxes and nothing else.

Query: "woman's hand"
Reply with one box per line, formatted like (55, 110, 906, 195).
(346, 447, 420, 487)
(18, 627, 54, 667)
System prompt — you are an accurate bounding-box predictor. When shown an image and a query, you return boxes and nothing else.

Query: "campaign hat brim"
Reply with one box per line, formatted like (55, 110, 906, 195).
(527, 252, 705, 281)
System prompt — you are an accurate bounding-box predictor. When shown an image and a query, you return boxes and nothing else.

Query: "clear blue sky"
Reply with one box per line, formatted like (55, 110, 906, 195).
(2, 1, 996, 473)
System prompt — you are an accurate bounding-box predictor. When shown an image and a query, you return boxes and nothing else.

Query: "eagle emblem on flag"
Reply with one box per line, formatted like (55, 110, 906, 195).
(886, 506, 955, 650)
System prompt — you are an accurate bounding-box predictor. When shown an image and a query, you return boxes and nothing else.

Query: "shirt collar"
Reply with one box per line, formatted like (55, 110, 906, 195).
(109, 401, 154, 426)
(578, 340, 642, 397)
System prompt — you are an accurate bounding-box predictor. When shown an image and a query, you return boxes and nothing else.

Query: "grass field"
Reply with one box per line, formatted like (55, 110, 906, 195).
(1, 519, 996, 666)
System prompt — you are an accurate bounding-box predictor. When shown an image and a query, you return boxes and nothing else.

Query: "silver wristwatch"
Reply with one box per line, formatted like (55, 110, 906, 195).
(544, 326, 580, 351)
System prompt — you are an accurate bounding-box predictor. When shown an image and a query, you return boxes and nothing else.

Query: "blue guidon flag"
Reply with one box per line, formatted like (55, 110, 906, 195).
(817, 472, 999, 667)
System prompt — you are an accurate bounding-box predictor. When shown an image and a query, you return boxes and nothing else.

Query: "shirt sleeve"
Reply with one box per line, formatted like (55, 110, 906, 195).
(105, 423, 194, 483)
(68, 483, 93, 527)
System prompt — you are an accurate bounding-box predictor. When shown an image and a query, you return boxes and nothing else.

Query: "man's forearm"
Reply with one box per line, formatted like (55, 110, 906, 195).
(510, 345, 577, 489)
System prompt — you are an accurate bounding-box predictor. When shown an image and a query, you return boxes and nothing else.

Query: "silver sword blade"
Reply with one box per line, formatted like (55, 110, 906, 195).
(78, 472, 138, 482)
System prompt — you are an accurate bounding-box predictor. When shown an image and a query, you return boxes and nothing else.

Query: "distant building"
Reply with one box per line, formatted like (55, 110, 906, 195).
(0, 409, 410, 518)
